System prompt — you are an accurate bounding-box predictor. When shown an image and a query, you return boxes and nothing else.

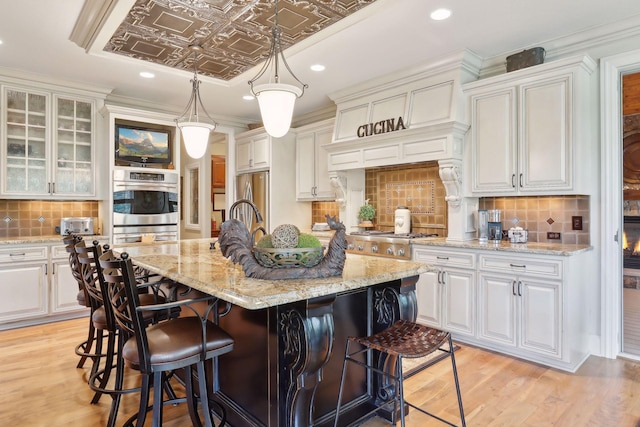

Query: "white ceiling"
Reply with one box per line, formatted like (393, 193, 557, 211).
(2, 0, 640, 127)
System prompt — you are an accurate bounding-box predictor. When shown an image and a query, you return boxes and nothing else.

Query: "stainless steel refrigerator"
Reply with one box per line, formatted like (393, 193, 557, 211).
(235, 171, 269, 234)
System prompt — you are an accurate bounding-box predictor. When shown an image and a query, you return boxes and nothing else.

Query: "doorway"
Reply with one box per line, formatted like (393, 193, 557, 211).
(601, 49, 640, 360)
(622, 72, 640, 356)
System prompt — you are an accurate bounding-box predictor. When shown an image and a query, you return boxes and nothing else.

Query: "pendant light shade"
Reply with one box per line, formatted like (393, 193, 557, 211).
(248, 0, 307, 138)
(253, 83, 302, 138)
(179, 122, 215, 158)
(175, 43, 216, 159)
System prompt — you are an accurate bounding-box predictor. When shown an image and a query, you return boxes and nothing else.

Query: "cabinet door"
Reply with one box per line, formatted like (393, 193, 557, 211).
(53, 96, 95, 196)
(296, 133, 316, 200)
(236, 138, 253, 172)
(211, 155, 226, 188)
(519, 76, 571, 191)
(2, 87, 50, 196)
(478, 273, 517, 347)
(519, 278, 561, 357)
(50, 258, 84, 314)
(416, 270, 442, 328)
(314, 127, 334, 199)
(0, 262, 47, 323)
(443, 268, 475, 336)
(470, 88, 517, 193)
(252, 135, 270, 169)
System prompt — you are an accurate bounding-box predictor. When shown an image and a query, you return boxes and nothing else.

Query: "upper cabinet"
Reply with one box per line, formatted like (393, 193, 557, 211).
(463, 55, 597, 196)
(1, 82, 106, 199)
(236, 133, 270, 173)
(296, 119, 335, 201)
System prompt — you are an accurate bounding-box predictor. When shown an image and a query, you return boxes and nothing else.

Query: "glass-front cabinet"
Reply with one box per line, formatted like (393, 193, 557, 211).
(1, 85, 99, 198)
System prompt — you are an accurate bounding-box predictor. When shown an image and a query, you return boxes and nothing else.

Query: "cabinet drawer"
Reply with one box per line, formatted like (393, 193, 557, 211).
(0, 246, 48, 263)
(412, 248, 475, 269)
(478, 254, 562, 279)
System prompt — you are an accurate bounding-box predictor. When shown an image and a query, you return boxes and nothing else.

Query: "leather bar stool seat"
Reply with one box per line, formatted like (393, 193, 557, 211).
(334, 319, 466, 427)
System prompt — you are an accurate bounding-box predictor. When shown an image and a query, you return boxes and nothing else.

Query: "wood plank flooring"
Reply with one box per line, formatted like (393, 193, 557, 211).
(2, 317, 640, 426)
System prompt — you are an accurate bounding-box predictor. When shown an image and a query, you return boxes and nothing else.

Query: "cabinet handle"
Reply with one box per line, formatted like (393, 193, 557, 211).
(44, 264, 48, 275)
(512, 280, 517, 296)
(518, 281, 522, 296)
(436, 256, 449, 260)
(441, 271, 447, 284)
(510, 263, 526, 269)
(48, 182, 51, 193)
(249, 159, 253, 168)
(51, 182, 55, 194)
(9, 252, 26, 257)
(519, 173, 523, 188)
(511, 174, 516, 188)
(437, 271, 442, 284)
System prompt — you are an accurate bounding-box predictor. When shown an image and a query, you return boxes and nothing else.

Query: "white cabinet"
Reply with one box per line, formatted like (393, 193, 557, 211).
(478, 271, 561, 358)
(1, 84, 103, 199)
(236, 133, 270, 173)
(413, 247, 475, 337)
(464, 55, 597, 196)
(296, 119, 335, 200)
(0, 240, 106, 330)
(477, 253, 566, 362)
(0, 246, 48, 324)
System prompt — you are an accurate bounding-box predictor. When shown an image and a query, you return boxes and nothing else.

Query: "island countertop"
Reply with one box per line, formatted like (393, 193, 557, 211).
(113, 238, 428, 310)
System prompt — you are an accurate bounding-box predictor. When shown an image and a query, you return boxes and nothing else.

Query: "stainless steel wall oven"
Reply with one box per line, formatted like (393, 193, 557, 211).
(112, 168, 179, 244)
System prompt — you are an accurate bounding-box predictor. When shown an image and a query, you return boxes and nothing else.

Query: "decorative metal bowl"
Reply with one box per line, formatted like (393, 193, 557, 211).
(253, 247, 325, 269)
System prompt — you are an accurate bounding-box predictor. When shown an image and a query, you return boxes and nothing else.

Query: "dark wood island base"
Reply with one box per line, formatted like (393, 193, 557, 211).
(216, 276, 418, 427)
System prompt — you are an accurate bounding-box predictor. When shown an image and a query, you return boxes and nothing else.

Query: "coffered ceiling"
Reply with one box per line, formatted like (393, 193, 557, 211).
(104, 0, 375, 81)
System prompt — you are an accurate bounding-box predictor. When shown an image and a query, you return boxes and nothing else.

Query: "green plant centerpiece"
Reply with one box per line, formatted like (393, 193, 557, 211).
(358, 201, 376, 227)
(253, 224, 325, 268)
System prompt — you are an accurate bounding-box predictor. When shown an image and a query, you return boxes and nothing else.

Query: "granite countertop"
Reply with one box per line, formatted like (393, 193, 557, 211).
(411, 237, 592, 256)
(0, 235, 109, 245)
(113, 239, 428, 310)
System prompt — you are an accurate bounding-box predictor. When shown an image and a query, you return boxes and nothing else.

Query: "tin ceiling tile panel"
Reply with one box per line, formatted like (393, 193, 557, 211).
(104, 0, 377, 81)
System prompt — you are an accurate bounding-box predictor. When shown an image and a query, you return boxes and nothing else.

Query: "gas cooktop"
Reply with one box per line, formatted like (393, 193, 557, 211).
(349, 231, 439, 239)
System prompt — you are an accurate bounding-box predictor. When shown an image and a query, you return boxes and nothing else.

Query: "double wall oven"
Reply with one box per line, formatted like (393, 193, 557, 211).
(112, 168, 179, 244)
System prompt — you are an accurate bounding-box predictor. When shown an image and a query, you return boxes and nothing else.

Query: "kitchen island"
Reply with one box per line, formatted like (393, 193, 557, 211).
(113, 239, 429, 427)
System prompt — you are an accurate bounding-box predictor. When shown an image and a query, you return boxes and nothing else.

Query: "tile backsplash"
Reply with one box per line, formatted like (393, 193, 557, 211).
(479, 195, 590, 244)
(311, 201, 340, 227)
(0, 200, 99, 238)
(365, 162, 447, 236)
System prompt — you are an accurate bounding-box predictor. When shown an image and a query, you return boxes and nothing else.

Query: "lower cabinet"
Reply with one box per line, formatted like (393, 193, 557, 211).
(0, 241, 98, 330)
(413, 247, 475, 337)
(477, 272, 561, 358)
(412, 244, 595, 372)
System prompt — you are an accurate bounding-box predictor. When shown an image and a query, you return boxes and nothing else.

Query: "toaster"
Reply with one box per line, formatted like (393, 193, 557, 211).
(508, 227, 528, 243)
(60, 217, 95, 235)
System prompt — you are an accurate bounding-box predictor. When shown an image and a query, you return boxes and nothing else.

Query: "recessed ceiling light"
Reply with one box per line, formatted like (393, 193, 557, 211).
(243, 95, 255, 101)
(0, 40, 3, 45)
(310, 64, 326, 72)
(430, 8, 452, 21)
(139, 71, 155, 78)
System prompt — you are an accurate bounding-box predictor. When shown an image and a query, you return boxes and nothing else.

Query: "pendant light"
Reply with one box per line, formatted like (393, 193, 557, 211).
(248, 0, 308, 138)
(175, 42, 216, 159)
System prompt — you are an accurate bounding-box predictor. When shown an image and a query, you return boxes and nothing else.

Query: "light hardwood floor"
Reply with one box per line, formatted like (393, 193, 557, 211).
(2, 317, 640, 426)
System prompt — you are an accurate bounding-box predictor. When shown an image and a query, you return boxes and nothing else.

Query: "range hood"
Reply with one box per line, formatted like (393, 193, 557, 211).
(324, 50, 483, 241)
(326, 49, 481, 204)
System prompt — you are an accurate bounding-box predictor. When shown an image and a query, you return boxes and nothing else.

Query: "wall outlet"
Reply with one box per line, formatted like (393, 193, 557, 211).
(547, 232, 561, 240)
(572, 216, 583, 230)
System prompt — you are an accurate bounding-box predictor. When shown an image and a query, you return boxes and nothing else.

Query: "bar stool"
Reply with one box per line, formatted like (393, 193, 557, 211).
(334, 320, 466, 427)
(63, 234, 96, 369)
(98, 250, 234, 427)
(77, 241, 180, 427)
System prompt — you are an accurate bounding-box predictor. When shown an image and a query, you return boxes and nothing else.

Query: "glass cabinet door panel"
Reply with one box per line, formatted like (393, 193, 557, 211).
(53, 97, 94, 195)
(2, 88, 50, 195)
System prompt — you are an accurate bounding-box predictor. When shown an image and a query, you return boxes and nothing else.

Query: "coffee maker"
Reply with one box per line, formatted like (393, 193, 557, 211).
(487, 209, 502, 242)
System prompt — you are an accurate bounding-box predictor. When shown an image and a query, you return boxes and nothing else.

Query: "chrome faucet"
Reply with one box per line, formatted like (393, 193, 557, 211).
(229, 198, 264, 224)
